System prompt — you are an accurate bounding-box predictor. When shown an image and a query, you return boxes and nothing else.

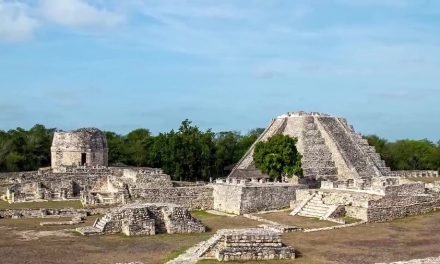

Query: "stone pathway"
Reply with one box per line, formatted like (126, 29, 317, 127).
(303, 221, 366, 233)
(165, 233, 222, 264)
(242, 214, 301, 233)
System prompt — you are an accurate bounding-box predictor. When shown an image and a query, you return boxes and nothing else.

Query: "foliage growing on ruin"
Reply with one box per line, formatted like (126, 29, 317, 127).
(253, 135, 303, 180)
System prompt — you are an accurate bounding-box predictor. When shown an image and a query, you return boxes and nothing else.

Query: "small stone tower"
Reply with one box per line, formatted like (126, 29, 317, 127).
(51, 128, 108, 171)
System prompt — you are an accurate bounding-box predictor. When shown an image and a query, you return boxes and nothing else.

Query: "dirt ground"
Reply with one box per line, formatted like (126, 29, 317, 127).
(0, 213, 260, 264)
(0, 210, 439, 264)
(256, 211, 340, 229)
(0, 200, 83, 209)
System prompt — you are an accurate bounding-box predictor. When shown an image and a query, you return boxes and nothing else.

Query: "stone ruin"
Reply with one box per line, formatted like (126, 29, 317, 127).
(219, 111, 440, 222)
(51, 128, 109, 171)
(202, 228, 295, 262)
(2, 127, 174, 206)
(76, 203, 205, 236)
(4, 166, 172, 205)
(229, 111, 391, 184)
(1, 116, 438, 225)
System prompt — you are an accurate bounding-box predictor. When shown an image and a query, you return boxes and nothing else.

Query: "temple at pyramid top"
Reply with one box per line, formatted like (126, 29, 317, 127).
(229, 111, 390, 182)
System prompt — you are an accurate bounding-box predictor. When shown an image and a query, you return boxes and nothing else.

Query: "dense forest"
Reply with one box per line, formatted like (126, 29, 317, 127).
(0, 121, 438, 181)
(364, 135, 440, 171)
(0, 121, 263, 181)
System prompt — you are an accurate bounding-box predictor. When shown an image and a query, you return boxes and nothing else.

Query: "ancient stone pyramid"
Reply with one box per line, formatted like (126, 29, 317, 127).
(229, 111, 390, 181)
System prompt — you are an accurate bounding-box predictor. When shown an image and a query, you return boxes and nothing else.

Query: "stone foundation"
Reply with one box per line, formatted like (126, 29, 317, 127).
(293, 182, 440, 222)
(131, 186, 213, 210)
(204, 228, 295, 262)
(76, 203, 205, 236)
(213, 183, 306, 215)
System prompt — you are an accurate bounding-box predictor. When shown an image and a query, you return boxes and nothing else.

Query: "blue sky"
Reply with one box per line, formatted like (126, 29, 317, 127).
(0, 0, 439, 141)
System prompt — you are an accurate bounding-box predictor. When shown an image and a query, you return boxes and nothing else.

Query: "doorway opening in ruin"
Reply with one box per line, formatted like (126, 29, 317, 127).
(81, 153, 87, 166)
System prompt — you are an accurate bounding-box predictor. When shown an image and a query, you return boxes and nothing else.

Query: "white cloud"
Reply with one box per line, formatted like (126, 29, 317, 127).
(0, 1, 38, 42)
(40, 0, 124, 29)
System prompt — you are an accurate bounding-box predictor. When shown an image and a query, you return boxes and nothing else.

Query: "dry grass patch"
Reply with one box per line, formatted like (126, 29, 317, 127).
(0, 200, 83, 209)
(257, 211, 340, 229)
(281, 210, 440, 264)
(0, 209, 439, 263)
(0, 211, 261, 264)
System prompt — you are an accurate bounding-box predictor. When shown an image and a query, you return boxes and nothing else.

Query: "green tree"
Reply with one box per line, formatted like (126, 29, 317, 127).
(124, 129, 153, 166)
(253, 134, 303, 180)
(105, 131, 125, 165)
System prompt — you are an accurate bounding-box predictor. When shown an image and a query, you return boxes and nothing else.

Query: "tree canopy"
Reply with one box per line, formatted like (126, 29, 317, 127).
(253, 134, 303, 180)
(0, 123, 438, 181)
(365, 135, 440, 171)
(0, 121, 261, 182)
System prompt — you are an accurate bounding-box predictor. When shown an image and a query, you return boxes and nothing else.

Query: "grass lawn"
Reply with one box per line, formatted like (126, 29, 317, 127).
(0, 210, 261, 264)
(198, 211, 440, 264)
(0, 209, 439, 263)
(0, 200, 83, 209)
(0, 186, 6, 195)
(257, 211, 340, 229)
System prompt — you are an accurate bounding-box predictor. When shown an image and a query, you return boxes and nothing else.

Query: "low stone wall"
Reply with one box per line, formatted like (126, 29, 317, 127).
(92, 203, 205, 236)
(214, 183, 306, 215)
(367, 193, 440, 222)
(389, 170, 439, 178)
(295, 185, 440, 222)
(240, 184, 305, 214)
(130, 186, 214, 210)
(384, 182, 425, 196)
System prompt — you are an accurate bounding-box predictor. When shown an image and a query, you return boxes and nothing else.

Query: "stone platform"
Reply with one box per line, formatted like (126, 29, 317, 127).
(203, 228, 295, 262)
(76, 203, 205, 236)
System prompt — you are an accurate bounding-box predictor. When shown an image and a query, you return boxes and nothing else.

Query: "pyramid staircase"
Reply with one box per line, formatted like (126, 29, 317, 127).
(75, 214, 110, 235)
(290, 193, 335, 219)
(301, 116, 338, 181)
(94, 215, 110, 231)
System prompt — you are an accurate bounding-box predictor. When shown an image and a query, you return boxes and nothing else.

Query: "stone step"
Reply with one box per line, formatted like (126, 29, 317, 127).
(301, 209, 328, 217)
(302, 153, 333, 160)
(303, 138, 326, 144)
(304, 130, 321, 137)
(304, 146, 332, 152)
(303, 205, 329, 212)
(308, 198, 326, 203)
(306, 201, 327, 208)
(301, 158, 335, 167)
(305, 123, 317, 130)
(303, 167, 338, 176)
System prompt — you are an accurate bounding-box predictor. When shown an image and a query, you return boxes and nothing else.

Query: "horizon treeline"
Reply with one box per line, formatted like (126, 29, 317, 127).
(0, 121, 264, 181)
(0, 122, 439, 180)
(364, 135, 440, 172)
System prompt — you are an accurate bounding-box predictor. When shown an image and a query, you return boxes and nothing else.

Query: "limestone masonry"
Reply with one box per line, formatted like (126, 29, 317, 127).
(51, 128, 109, 171)
(229, 111, 391, 182)
(76, 203, 205, 236)
(1, 114, 439, 263)
(1, 114, 439, 224)
(202, 228, 295, 261)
